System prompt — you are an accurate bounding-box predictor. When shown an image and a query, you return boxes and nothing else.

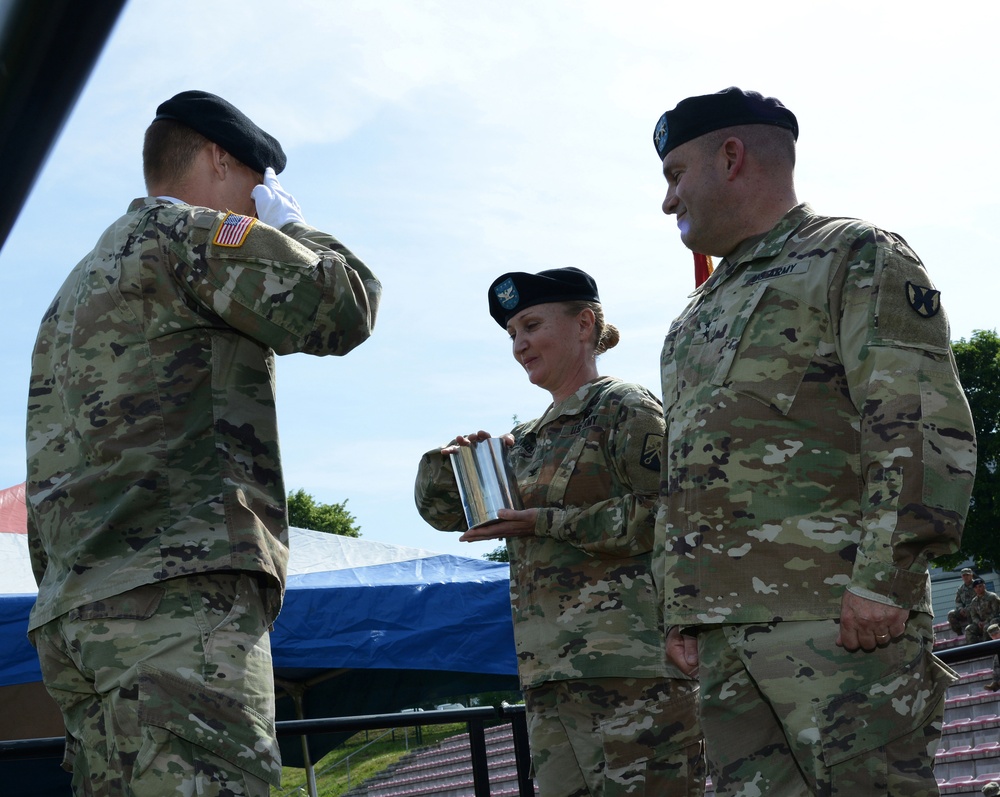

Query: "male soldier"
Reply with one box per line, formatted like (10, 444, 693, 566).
(949, 568, 978, 636)
(651, 87, 977, 795)
(983, 623, 1000, 692)
(966, 578, 1000, 645)
(26, 90, 380, 796)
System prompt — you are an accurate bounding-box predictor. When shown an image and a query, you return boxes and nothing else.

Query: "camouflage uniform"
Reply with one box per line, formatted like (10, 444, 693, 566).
(415, 376, 705, 796)
(948, 579, 977, 635)
(966, 590, 1000, 644)
(26, 197, 380, 794)
(655, 203, 976, 796)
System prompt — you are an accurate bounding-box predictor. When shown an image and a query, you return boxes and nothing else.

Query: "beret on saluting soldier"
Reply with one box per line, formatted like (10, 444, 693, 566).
(488, 267, 600, 328)
(153, 90, 287, 174)
(653, 86, 799, 160)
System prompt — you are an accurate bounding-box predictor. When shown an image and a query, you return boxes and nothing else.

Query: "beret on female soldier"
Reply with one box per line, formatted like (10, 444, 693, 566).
(653, 86, 798, 160)
(488, 267, 600, 328)
(153, 89, 287, 174)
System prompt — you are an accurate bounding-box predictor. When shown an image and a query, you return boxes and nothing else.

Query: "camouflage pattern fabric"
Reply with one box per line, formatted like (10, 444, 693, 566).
(525, 676, 704, 796)
(415, 376, 704, 794)
(966, 590, 1000, 644)
(654, 203, 975, 795)
(696, 614, 955, 796)
(416, 376, 677, 686)
(26, 197, 380, 630)
(31, 572, 279, 795)
(655, 203, 976, 626)
(948, 580, 977, 634)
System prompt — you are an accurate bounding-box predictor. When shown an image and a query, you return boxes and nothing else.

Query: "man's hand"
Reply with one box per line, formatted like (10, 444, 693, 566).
(251, 167, 306, 228)
(666, 626, 700, 676)
(836, 590, 909, 651)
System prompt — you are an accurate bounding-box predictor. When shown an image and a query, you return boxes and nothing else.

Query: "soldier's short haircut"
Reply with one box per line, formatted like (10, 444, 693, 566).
(697, 124, 797, 170)
(142, 119, 210, 190)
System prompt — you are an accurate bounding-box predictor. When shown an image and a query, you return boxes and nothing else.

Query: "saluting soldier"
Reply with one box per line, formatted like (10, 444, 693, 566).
(26, 90, 380, 796)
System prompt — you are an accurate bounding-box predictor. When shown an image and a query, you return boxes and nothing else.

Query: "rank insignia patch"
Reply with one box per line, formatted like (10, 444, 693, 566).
(494, 278, 519, 310)
(906, 281, 941, 318)
(213, 213, 256, 247)
(640, 433, 662, 472)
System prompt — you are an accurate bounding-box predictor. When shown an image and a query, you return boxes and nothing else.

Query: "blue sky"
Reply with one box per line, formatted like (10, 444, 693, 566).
(1, 1, 997, 559)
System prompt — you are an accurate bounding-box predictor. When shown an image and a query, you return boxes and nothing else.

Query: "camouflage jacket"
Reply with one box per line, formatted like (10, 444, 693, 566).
(655, 203, 976, 627)
(970, 591, 1000, 628)
(26, 198, 381, 629)
(955, 581, 977, 611)
(415, 377, 681, 689)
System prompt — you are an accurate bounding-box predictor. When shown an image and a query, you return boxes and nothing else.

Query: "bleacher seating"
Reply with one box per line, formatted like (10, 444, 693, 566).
(934, 621, 1000, 795)
(341, 723, 536, 797)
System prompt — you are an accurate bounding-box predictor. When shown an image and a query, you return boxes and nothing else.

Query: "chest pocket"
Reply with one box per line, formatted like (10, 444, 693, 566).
(710, 284, 829, 415)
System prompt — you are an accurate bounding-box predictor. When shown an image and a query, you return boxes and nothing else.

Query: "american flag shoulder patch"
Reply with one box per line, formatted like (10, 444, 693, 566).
(213, 212, 256, 247)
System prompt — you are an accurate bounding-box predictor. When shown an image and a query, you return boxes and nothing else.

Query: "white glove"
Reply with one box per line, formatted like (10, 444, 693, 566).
(251, 167, 306, 228)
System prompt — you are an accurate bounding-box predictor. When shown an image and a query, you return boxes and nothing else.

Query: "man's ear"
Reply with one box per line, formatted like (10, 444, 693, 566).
(721, 136, 746, 182)
(209, 142, 230, 180)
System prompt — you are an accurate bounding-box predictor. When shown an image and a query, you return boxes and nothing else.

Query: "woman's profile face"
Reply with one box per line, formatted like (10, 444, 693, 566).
(506, 302, 592, 398)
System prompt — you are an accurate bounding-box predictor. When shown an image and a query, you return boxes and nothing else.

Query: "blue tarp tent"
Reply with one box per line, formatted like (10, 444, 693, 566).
(0, 484, 519, 794)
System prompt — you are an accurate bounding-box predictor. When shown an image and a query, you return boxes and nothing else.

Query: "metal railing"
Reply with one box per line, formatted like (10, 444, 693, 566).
(0, 702, 534, 797)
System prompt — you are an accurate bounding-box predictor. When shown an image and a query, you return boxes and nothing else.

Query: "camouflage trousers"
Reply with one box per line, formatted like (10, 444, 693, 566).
(695, 614, 956, 797)
(524, 675, 705, 797)
(30, 572, 281, 797)
(946, 608, 968, 635)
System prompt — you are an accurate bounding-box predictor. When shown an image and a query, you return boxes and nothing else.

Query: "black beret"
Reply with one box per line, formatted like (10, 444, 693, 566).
(973, 578, 986, 586)
(488, 267, 600, 328)
(653, 86, 798, 160)
(153, 90, 286, 174)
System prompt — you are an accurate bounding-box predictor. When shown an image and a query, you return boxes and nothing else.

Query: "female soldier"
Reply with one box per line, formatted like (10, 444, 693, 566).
(414, 267, 704, 796)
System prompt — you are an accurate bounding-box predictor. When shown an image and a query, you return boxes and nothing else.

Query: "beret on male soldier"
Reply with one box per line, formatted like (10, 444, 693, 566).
(153, 90, 287, 175)
(973, 578, 986, 586)
(488, 267, 600, 328)
(653, 86, 799, 160)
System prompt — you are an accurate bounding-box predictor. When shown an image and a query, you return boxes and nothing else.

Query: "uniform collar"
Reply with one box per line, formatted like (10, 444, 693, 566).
(524, 376, 615, 433)
(689, 203, 814, 297)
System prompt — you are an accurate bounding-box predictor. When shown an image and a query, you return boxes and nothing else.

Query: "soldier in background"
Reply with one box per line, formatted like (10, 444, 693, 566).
(26, 90, 380, 796)
(651, 87, 976, 796)
(966, 578, 1000, 645)
(949, 568, 978, 636)
(983, 623, 1000, 692)
(415, 268, 705, 796)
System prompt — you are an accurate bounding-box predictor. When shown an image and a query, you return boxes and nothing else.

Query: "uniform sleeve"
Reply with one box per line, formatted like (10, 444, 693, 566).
(834, 231, 977, 609)
(170, 211, 380, 357)
(414, 446, 470, 532)
(534, 388, 664, 558)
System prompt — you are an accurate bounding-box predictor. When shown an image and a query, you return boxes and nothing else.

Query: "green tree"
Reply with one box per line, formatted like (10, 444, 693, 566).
(287, 488, 361, 537)
(483, 545, 509, 563)
(935, 330, 1000, 570)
